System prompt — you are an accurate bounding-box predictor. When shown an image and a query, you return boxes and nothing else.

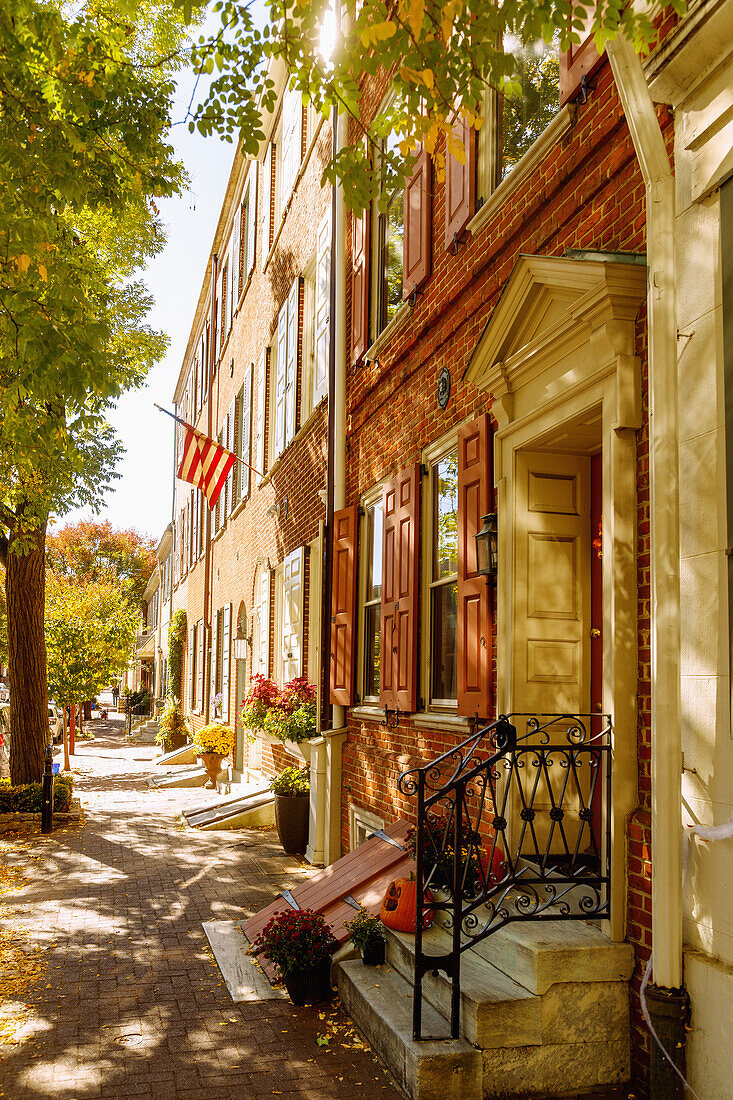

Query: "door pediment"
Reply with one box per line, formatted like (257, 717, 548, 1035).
(465, 255, 647, 427)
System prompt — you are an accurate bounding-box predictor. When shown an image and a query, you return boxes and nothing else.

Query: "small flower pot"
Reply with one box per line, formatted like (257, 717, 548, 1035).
(361, 937, 386, 966)
(283, 964, 332, 1006)
(274, 791, 310, 855)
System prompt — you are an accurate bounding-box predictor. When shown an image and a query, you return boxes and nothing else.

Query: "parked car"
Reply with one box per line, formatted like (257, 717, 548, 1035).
(48, 702, 63, 743)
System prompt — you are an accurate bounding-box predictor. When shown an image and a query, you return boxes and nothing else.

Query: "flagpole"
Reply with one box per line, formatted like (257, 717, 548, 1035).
(154, 403, 269, 482)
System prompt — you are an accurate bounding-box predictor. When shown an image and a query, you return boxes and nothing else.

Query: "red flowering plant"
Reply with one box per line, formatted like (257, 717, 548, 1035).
(251, 908, 338, 978)
(263, 676, 317, 745)
(239, 675, 280, 735)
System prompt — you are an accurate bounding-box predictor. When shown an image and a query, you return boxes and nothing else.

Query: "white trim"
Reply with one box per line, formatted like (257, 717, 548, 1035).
(363, 301, 411, 365)
(349, 804, 385, 850)
(357, 482, 387, 705)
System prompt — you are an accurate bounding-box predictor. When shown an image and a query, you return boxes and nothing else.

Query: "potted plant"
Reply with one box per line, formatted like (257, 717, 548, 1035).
(345, 906, 386, 966)
(156, 697, 189, 753)
(192, 722, 233, 788)
(262, 677, 317, 748)
(270, 766, 310, 855)
(211, 691, 223, 719)
(251, 908, 337, 1005)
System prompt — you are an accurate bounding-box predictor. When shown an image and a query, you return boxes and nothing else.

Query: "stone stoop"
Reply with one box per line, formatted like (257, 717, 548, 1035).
(336, 921, 634, 1100)
(130, 719, 160, 744)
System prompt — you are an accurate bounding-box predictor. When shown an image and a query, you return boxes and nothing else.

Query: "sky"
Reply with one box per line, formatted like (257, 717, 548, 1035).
(61, 16, 238, 544)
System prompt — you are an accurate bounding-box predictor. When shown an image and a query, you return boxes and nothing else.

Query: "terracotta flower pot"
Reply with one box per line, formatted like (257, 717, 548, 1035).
(283, 964, 332, 1006)
(275, 792, 309, 855)
(200, 751, 226, 789)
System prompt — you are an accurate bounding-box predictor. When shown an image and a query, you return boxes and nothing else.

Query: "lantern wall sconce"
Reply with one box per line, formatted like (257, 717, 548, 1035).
(475, 512, 498, 579)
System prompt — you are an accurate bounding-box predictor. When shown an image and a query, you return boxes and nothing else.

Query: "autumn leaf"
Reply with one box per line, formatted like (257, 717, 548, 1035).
(361, 21, 396, 47)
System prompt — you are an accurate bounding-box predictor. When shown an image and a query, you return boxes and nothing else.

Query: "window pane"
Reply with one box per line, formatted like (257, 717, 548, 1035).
(367, 503, 383, 602)
(434, 453, 458, 579)
(500, 32, 560, 181)
(385, 192, 404, 325)
(364, 603, 381, 698)
(431, 582, 457, 700)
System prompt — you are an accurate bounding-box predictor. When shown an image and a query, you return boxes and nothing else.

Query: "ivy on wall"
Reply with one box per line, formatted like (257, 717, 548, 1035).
(167, 609, 187, 702)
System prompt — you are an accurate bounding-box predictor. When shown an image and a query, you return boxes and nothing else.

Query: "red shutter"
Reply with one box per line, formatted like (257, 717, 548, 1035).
(559, 5, 604, 107)
(381, 464, 420, 713)
(444, 117, 476, 250)
(351, 206, 369, 365)
(330, 506, 358, 706)
(457, 414, 494, 719)
(403, 149, 431, 299)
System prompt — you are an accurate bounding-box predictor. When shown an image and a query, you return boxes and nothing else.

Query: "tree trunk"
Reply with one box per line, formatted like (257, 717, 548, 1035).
(62, 705, 70, 773)
(6, 522, 47, 785)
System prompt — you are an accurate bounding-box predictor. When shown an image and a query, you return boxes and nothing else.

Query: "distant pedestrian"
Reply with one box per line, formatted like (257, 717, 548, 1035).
(112, 685, 120, 710)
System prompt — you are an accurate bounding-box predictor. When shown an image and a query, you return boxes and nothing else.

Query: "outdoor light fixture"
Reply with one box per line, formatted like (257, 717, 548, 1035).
(475, 512, 498, 579)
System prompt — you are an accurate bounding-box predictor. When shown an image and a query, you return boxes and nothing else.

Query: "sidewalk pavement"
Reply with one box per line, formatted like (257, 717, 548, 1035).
(0, 719, 402, 1100)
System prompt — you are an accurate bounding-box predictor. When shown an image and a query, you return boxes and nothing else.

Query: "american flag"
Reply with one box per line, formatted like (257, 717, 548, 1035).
(177, 425, 236, 508)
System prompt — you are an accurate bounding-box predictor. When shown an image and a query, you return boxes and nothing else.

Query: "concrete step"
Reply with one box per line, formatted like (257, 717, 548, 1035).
(386, 928, 540, 1049)
(470, 919, 634, 995)
(147, 765, 207, 789)
(336, 959, 481, 1100)
(156, 743, 196, 766)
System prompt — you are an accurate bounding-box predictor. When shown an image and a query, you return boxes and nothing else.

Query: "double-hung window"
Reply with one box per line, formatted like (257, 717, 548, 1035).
(361, 498, 383, 703)
(272, 278, 300, 461)
(427, 447, 459, 706)
(373, 131, 404, 337)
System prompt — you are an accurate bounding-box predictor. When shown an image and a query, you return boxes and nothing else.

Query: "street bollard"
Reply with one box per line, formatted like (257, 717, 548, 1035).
(41, 744, 54, 834)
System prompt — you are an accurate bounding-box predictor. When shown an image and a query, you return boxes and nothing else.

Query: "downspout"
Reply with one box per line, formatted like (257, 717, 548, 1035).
(204, 256, 218, 725)
(605, 33, 688, 1095)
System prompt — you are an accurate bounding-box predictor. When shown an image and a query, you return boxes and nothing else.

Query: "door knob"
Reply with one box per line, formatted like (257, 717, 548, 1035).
(590, 628, 601, 639)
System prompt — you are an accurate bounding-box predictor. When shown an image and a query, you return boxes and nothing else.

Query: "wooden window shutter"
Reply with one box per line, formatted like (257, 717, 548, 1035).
(221, 603, 231, 721)
(282, 547, 304, 682)
(330, 506, 358, 706)
(229, 396, 238, 514)
(260, 143, 274, 255)
(231, 211, 241, 307)
(457, 414, 494, 718)
(241, 362, 253, 500)
(246, 161, 257, 279)
(380, 464, 420, 712)
(189, 625, 196, 709)
(559, 5, 604, 106)
(351, 206, 369, 365)
(314, 212, 331, 403)
(255, 348, 267, 477)
(285, 277, 299, 446)
(211, 611, 219, 701)
(444, 116, 476, 250)
(197, 622, 204, 710)
(275, 301, 288, 456)
(259, 567, 271, 677)
(403, 148, 431, 299)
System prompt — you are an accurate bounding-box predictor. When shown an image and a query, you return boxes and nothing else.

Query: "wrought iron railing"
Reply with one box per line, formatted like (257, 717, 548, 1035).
(398, 713, 612, 1040)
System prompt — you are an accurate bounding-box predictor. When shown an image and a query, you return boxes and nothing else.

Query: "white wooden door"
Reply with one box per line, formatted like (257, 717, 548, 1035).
(282, 547, 304, 682)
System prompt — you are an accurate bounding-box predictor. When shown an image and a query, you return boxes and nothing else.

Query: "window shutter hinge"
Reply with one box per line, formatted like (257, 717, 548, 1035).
(420, 463, 429, 478)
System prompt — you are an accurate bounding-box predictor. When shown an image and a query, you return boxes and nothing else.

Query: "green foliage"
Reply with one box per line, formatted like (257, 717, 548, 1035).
(45, 576, 139, 705)
(46, 522, 156, 609)
(345, 907, 385, 952)
(187, 0, 685, 213)
(270, 766, 309, 796)
(261, 677, 317, 745)
(157, 697, 189, 752)
(167, 609, 188, 701)
(0, 773, 73, 814)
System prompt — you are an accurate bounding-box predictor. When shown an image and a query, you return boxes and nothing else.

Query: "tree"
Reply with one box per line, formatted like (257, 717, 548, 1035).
(0, 0, 191, 784)
(189, 0, 685, 212)
(46, 576, 139, 769)
(47, 521, 156, 609)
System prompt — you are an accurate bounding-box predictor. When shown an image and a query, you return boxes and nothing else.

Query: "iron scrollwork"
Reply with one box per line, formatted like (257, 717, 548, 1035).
(399, 713, 613, 1041)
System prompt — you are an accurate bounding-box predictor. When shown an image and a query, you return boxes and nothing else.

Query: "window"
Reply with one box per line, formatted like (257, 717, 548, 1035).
(272, 279, 300, 461)
(253, 563, 270, 677)
(428, 447, 458, 705)
(350, 804, 384, 850)
(361, 497, 383, 703)
(240, 163, 257, 292)
(373, 130, 404, 337)
(280, 83, 303, 210)
(499, 31, 560, 182)
(302, 214, 330, 422)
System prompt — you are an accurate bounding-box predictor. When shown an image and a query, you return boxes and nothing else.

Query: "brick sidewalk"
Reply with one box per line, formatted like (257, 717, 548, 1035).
(0, 721, 402, 1100)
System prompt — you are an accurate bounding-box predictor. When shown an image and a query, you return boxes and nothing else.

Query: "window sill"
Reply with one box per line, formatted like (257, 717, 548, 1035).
(412, 711, 473, 734)
(351, 705, 385, 724)
(468, 105, 575, 238)
(267, 401, 328, 482)
(364, 301, 411, 365)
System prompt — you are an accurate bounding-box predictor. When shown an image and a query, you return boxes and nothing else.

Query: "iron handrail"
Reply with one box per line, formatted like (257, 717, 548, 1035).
(398, 712, 612, 1041)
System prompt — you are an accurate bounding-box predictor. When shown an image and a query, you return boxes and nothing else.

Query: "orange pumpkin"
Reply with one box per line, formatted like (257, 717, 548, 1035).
(379, 877, 433, 932)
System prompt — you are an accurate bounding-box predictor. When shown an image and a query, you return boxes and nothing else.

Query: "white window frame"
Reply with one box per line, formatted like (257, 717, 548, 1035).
(272, 561, 284, 685)
(357, 483, 386, 706)
(349, 804, 385, 851)
(422, 429, 460, 712)
(270, 278, 299, 463)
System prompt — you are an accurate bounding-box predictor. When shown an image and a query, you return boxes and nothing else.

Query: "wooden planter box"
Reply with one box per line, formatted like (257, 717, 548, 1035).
(256, 728, 313, 765)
